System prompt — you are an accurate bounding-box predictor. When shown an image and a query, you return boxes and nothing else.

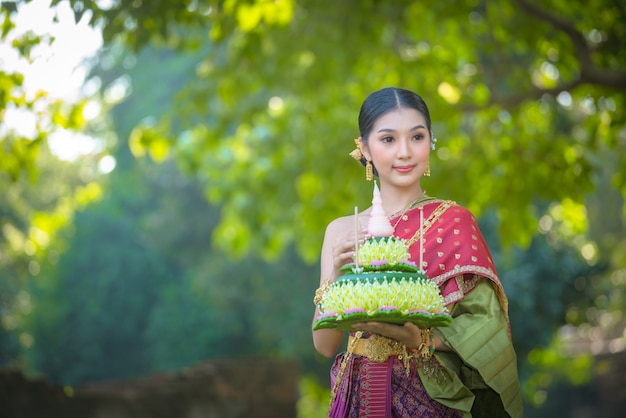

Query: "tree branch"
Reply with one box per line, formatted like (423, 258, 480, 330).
(462, 0, 626, 111)
(512, 0, 626, 91)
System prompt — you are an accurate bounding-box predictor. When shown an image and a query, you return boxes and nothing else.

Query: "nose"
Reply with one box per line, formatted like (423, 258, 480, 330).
(397, 137, 411, 159)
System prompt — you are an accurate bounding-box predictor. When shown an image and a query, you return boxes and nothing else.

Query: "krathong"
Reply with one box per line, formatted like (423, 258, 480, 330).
(313, 181, 452, 331)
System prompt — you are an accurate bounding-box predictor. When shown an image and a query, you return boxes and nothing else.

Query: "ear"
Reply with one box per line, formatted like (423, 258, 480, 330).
(358, 136, 371, 161)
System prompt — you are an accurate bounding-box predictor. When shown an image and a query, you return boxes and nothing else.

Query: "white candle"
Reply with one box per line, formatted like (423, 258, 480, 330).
(354, 206, 359, 268)
(419, 207, 424, 271)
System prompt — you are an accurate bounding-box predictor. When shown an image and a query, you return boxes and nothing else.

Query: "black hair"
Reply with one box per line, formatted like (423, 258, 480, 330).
(357, 87, 432, 173)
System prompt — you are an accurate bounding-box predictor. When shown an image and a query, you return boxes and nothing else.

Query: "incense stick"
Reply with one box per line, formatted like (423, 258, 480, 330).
(419, 207, 424, 272)
(354, 206, 360, 269)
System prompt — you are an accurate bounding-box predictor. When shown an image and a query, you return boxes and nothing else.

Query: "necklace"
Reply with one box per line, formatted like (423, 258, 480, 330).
(388, 193, 430, 230)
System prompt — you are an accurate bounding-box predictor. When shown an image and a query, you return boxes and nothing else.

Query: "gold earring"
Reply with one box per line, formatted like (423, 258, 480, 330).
(423, 162, 431, 177)
(366, 160, 373, 181)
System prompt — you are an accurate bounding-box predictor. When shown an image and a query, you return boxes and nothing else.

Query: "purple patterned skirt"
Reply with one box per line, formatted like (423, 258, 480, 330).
(329, 353, 462, 418)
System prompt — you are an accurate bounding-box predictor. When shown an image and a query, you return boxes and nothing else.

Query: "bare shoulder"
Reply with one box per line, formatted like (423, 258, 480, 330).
(324, 209, 370, 241)
(325, 215, 355, 239)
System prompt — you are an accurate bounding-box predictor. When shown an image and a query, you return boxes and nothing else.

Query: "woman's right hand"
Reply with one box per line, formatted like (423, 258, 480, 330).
(331, 229, 370, 279)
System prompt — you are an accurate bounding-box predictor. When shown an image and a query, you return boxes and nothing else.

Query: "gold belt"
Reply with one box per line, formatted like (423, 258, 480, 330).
(348, 334, 411, 363)
(339, 331, 438, 390)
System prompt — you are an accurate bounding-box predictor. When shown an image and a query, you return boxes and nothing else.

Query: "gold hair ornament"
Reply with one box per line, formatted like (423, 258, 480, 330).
(349, 138, 374, 181)
(349, 138, 363, 161)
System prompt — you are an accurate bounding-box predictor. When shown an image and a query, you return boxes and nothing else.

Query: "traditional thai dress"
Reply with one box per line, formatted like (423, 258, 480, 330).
(329, 199, 524, 418)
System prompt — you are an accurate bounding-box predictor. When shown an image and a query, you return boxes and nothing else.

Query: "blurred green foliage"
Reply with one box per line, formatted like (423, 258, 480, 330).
(84, 0, 626, 263)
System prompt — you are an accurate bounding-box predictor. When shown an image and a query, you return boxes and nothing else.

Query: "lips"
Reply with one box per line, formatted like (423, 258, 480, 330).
(393, 165, 415, 173)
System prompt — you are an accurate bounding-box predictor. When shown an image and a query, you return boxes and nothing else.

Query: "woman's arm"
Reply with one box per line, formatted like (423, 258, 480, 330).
(352, 312, 455, 352)
(312, 216, 367, 358)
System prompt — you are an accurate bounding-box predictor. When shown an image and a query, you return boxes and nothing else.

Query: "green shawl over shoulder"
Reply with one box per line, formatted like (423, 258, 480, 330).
(421, 280, 524, 417)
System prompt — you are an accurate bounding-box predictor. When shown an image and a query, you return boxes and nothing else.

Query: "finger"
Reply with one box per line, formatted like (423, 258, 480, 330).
(351, 322, 379, 332)
(353, 321, 399, 336)
(402, 322, 422, 347)
(333, 242, 356, 260)
(336, 233, 370, 251)
(403, 322, 419, 332)
(336, 250, 355, 265)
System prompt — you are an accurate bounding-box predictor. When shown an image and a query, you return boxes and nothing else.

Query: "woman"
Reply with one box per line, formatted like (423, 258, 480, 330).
(312, 87, 523, 417)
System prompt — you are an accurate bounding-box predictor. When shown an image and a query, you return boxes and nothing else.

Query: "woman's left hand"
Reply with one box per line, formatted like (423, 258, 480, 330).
(351, 321, 422, 349)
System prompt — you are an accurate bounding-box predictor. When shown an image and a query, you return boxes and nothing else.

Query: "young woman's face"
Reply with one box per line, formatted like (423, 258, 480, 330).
(361, 107, 431, 188)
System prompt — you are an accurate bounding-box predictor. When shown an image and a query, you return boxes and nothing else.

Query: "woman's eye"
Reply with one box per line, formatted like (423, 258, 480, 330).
(413, 134, 424, 141)
(381, 136, 394, 143)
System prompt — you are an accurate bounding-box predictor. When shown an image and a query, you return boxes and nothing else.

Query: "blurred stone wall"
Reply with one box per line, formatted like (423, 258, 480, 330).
(594, 350, 626, 418)
(1, 359, 298, 418)
(5, 350, 624, 418)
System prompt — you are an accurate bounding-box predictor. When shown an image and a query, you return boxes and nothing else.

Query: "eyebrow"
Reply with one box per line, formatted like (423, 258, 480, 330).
(377, 124, 427, 133)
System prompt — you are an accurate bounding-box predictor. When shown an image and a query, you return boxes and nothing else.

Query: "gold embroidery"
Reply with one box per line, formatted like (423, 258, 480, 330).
(363, 334, 404, 363)
(439, 264, 445, 270)
(456, 274, 481, 295)
(444, 290, 463, 305)
(406, 201, 455, 248)
(431, 265, 498, 287)
(443, 275, 482, 306)
(349, 333, 435, 378)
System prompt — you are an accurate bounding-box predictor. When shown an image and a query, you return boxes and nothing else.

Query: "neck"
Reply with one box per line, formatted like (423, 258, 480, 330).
(379, 185, 426, 216)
